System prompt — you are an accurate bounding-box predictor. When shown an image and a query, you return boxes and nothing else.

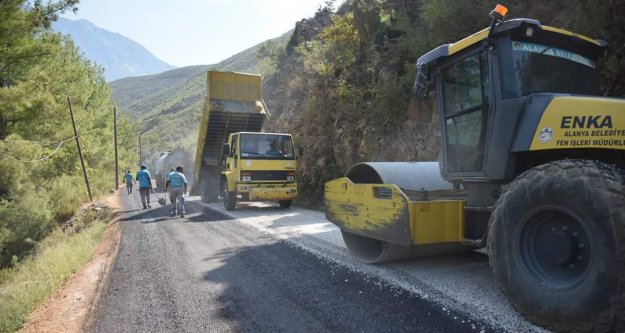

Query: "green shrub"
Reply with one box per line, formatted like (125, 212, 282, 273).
(0, 185, 53, 268)
(46, 175, 82, 221)
(0, 220, 106, 332)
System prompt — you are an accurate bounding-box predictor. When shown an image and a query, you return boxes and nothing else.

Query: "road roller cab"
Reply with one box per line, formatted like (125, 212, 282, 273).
(325, 5, 625, 332)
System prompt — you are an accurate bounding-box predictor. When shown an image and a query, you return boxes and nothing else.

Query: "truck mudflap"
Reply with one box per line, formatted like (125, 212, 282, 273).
(246, 185, 297, 201)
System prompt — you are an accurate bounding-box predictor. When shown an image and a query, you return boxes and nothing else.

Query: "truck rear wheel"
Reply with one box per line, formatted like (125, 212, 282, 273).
(488, 159, 625, 332)
(223, 188, 236, 211)
(200, 180, 218, 203)
(279, 200, 292, 208)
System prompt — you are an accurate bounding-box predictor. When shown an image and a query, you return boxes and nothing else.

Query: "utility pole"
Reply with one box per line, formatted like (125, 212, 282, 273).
(67, 97, 93, 201)
(113, 106, 119, 189)
(139, 135, 142, 165)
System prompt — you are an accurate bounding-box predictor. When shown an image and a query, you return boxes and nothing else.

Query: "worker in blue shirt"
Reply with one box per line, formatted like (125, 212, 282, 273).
(135, 163, 152, 209)
(124, 170, 134, 194)
(166, 167, 175, 204)
(165, 165, 188, 217)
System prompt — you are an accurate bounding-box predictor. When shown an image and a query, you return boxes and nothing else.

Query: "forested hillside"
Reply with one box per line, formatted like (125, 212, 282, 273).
(108, 32, 291, 162)
(0, 0, 135, 267)
(261, 0, 625, 204)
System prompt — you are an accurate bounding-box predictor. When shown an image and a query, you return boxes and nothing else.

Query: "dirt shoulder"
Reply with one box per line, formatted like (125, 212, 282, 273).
(19, 191, 123, 333)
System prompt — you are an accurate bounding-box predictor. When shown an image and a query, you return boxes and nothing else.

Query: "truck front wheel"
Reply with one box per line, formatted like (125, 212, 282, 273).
(488, 159, 625, 332)
(223, 188, 236, 211)
(279, 200, 292, 208)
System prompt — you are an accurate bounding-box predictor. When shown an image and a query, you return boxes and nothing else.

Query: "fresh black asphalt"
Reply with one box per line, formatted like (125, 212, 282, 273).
(89, 191, 492, 332)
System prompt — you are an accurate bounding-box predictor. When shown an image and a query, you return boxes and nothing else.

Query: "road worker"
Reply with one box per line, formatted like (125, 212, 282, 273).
(124, 170, 134, 194)
(165, 165, 188, 217)
(135, 163, 152, 209)
(166, 167, 175, 201)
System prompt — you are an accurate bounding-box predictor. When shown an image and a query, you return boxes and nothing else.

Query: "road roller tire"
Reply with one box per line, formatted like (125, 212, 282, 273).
(340, 230, 467, 264)
(488, 159, 625, 332)
(223, 189, 236, 211)
(279, 200, 292, 209)
(341, 230, 386, 264)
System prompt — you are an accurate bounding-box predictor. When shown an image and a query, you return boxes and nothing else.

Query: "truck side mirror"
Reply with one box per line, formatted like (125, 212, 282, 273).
(413, 63, 429, 100)
(223, 143, 230, 156)
(298, 146, 304, 158)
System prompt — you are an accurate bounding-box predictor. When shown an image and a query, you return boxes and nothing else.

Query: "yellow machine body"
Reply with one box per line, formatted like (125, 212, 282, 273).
(223, 156, 298, 201)
(325, 178, 464, 246)
(324, 162, 468, 263)
(222, 132, 298, 206)
(324, 7, 625, 331)
(193, 71, 298, 207)
(529, 96, 625, 150)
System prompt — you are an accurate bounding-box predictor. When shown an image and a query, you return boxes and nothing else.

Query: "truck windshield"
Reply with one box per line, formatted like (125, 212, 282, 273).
(511, 41, 601, 96)
(240, 134, 295, 160)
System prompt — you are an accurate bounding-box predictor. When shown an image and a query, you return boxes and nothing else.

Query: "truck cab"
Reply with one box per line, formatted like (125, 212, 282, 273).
(221, 132, 298, 210)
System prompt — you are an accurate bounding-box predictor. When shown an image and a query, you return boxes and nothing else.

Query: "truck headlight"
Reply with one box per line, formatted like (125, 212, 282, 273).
(287, 172, 295, 182)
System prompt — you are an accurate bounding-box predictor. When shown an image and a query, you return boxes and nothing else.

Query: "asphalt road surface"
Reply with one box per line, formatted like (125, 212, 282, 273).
(89, 191, 494, 333)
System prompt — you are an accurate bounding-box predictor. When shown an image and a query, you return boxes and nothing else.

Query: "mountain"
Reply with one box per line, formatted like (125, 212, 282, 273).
(53, 18, 175, 81)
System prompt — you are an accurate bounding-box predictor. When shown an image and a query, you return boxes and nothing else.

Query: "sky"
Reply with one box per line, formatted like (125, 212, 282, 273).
(61, 0, 343, 67)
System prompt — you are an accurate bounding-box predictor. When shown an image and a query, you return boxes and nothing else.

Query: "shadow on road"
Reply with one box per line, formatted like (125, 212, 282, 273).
(185, 204, 234, 223)
(119, 200, 235, 223)
(116, 209, 143, 214)
(119, 205, 170, 222)
(141, 217, 170, 224)
(200, 239, 490, 333)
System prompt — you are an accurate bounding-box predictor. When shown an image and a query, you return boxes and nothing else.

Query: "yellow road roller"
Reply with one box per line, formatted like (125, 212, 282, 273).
(325, 5, 625, 332)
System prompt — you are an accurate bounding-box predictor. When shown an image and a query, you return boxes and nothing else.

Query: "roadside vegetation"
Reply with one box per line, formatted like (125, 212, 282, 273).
(0, 206, 111, 332)
(0, 0, 136, 269)
(0, 1, 133, 329)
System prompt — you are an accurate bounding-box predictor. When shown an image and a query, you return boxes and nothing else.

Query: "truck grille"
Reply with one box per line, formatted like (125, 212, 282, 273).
(250, 171, 287, 181)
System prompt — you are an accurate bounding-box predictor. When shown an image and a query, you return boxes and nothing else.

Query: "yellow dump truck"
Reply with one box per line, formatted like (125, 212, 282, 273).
(325, 5, 624, 332)
(193, 70, 298, 210)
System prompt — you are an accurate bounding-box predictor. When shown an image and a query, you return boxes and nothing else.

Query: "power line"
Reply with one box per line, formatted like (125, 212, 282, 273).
(1, 137, 76, 147)
(78, 135, 90, 150)
(0, 136, 77, 162)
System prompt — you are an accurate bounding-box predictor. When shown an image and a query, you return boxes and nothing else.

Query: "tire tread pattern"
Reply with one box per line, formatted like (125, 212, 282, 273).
(488, 159, 625, 333)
